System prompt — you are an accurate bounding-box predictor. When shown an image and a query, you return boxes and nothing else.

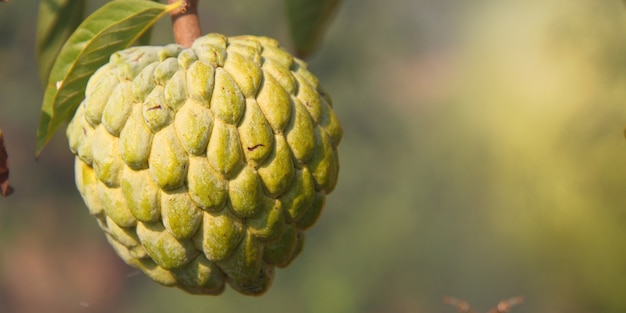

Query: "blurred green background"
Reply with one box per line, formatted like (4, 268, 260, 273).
(3, 0, 626, 312)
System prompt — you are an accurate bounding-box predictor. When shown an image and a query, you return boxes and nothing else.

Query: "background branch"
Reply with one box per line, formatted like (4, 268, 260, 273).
(0, 129, 14, 197)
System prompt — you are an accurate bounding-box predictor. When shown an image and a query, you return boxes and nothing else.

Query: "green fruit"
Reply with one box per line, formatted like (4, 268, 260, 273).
(66, 33, 342, 295)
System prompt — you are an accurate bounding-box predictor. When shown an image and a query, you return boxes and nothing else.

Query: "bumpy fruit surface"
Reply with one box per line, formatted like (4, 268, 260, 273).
(66, 33, 341, 295)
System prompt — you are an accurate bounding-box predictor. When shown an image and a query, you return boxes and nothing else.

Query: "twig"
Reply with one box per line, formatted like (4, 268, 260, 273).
(169, 0, 201, 48)
(487, 296, 525, 313)
(0, 129, 14, 197)
(444, 296, 524, 313)
(443, 296, 476, 313)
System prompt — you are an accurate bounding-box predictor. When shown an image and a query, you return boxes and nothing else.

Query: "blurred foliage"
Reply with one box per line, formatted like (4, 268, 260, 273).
(285, 0, 342, 57)
(3, 0, 626, 312)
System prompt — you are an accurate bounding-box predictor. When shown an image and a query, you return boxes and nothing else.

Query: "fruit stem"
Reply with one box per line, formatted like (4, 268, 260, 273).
(169, 0, 201, 48)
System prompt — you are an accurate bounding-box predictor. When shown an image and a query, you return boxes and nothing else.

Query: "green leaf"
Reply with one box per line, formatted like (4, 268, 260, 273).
(134, 25, 154, 46)
(133, 0, 165, 46)
(36, 0, 180, 157)
(285, 0, 341, 58)
(36, 0, 86, 86)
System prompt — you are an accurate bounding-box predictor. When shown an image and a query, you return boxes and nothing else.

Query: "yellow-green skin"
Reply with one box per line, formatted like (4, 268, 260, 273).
(66, 33, 342, 295)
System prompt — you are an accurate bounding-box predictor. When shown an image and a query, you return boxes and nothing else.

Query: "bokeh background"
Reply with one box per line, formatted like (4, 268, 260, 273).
(3, 0, 626, 312)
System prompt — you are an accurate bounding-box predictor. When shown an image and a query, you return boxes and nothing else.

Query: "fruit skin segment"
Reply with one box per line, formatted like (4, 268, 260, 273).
(66, 33, 342, 295)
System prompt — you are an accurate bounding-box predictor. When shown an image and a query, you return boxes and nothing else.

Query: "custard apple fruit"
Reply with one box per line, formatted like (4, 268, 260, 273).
(66, 33, 342, 295)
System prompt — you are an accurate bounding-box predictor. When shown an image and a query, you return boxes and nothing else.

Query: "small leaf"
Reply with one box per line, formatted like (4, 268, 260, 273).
(36, 0, 181, 157)
(36, 0, 86, 85)
(285, 0, 341, 58)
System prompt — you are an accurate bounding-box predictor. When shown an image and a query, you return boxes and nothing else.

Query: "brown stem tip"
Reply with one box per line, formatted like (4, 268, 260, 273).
(169, 0, 201, 48)
(0, 129, 14, 197)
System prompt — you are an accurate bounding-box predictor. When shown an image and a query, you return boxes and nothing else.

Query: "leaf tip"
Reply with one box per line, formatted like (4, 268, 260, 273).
(36, 110, 53, 159)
